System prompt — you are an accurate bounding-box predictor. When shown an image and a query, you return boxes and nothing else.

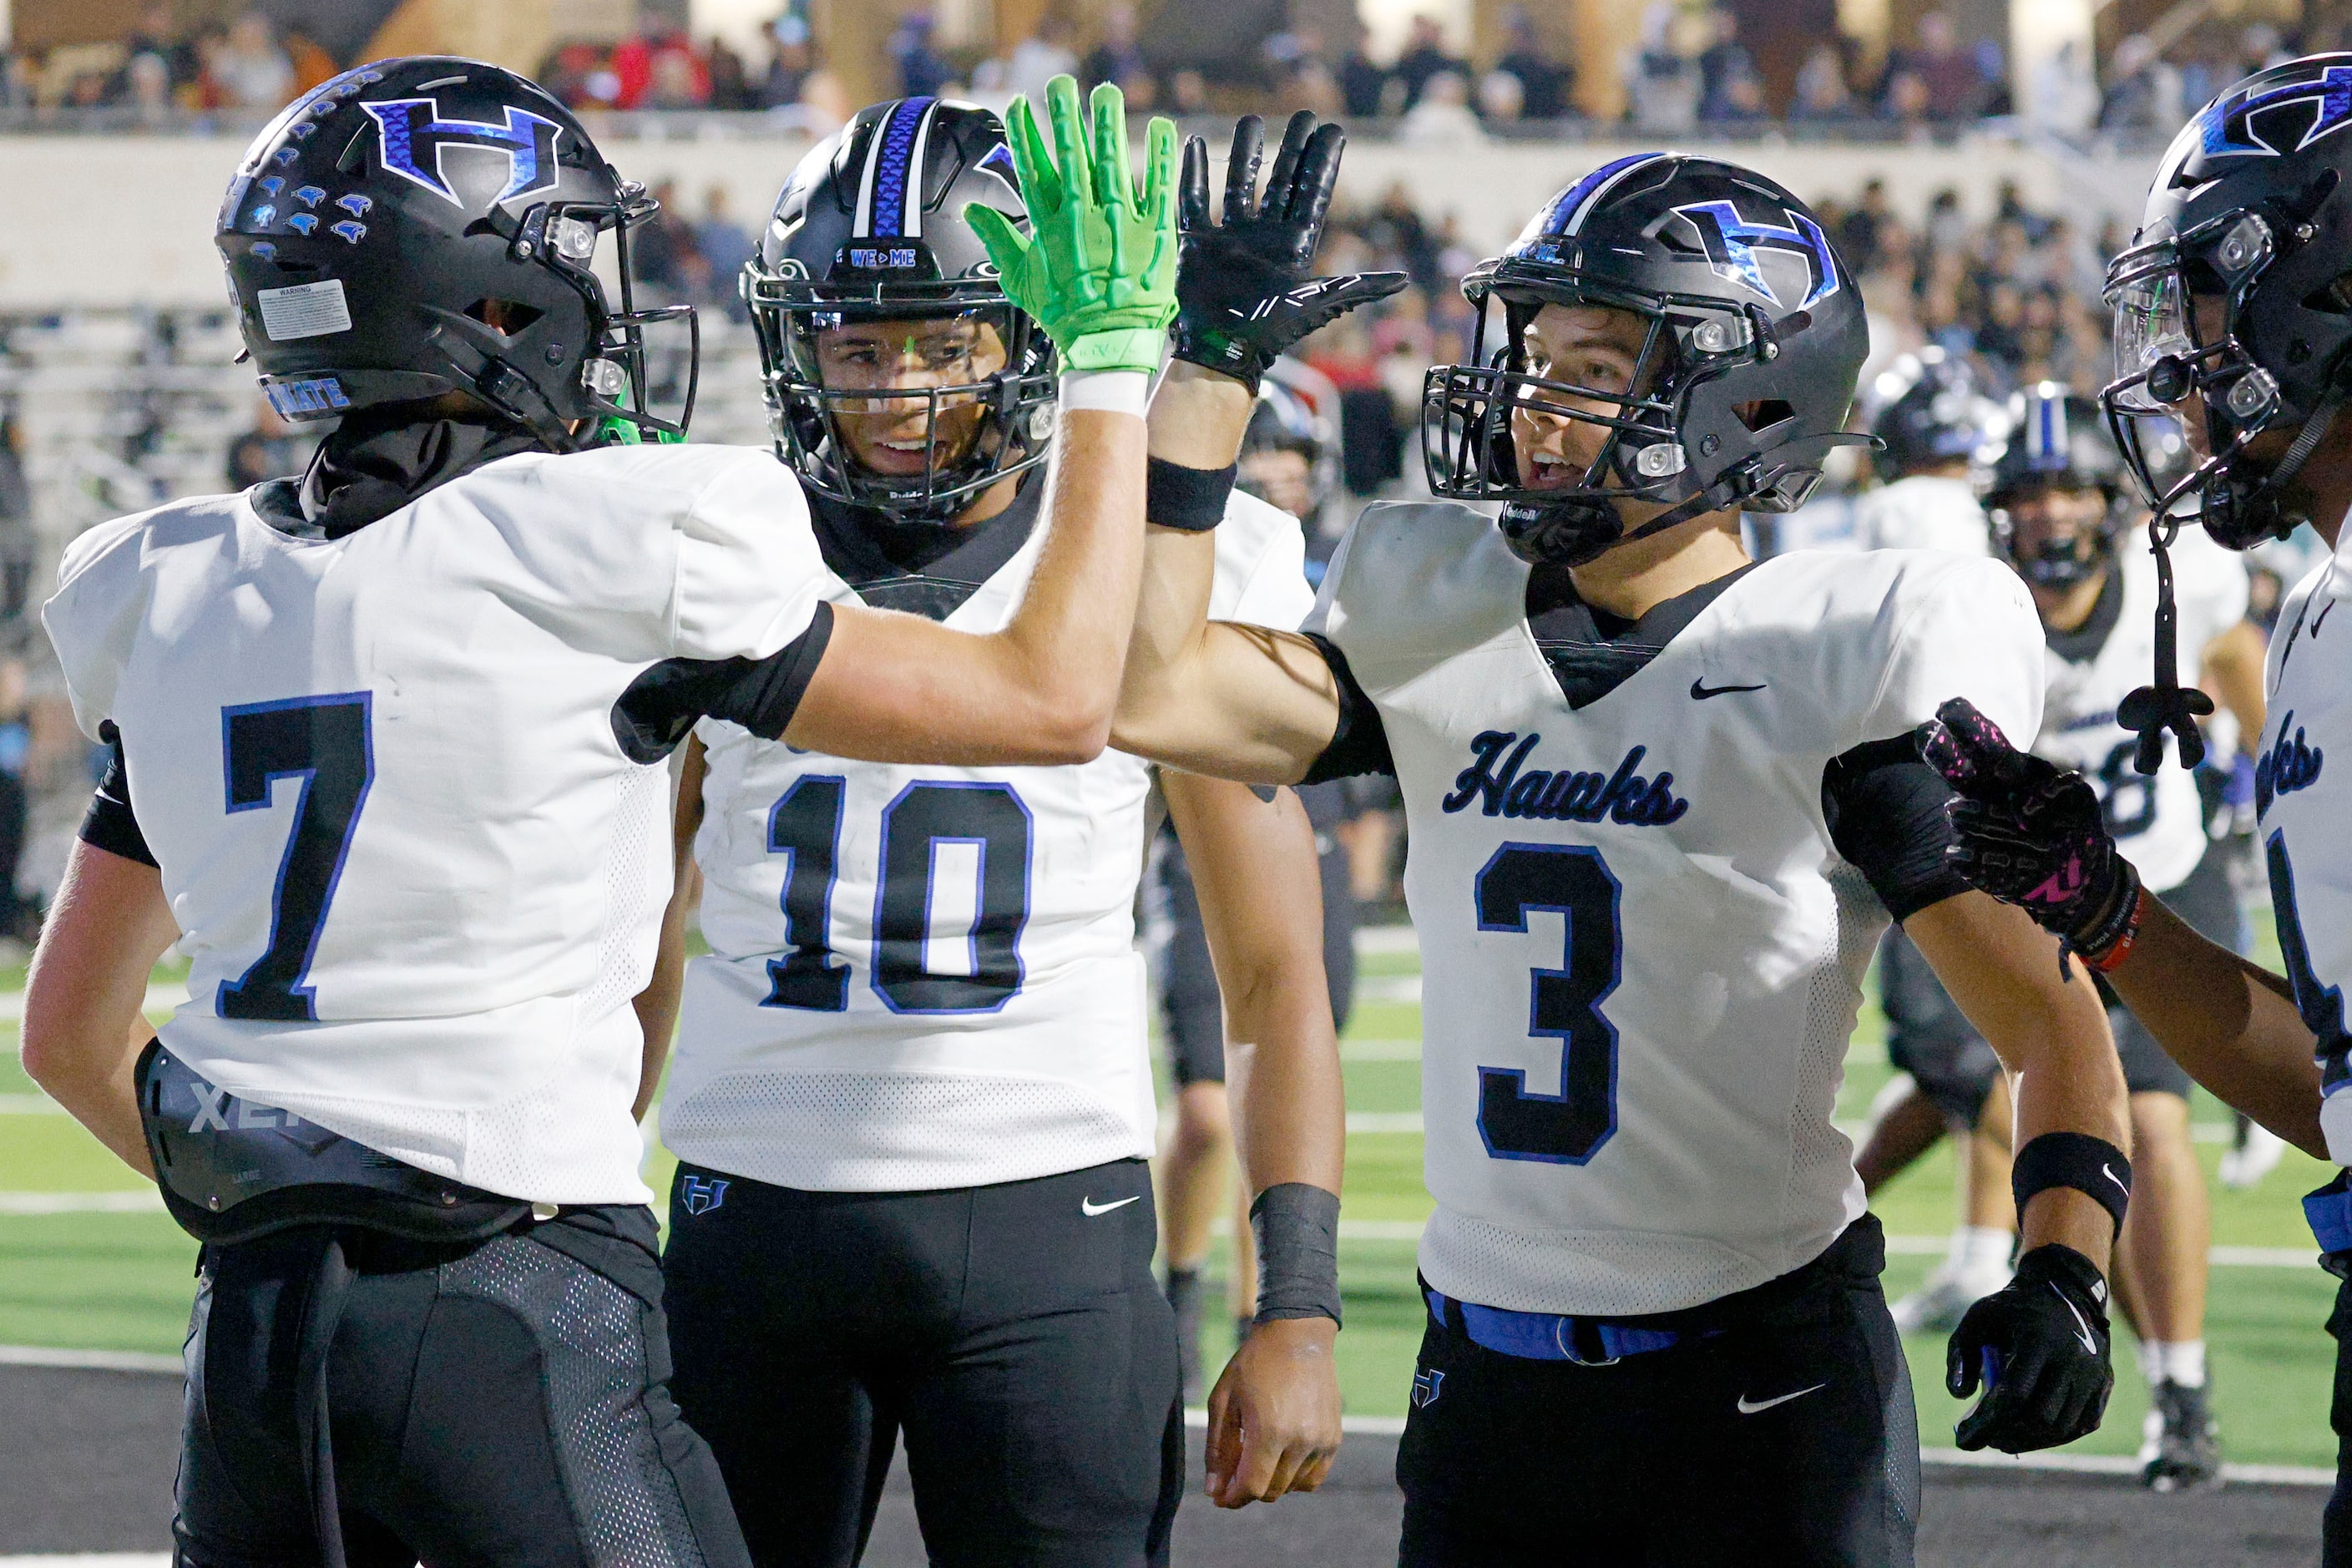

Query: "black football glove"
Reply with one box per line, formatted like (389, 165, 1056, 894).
(1916, 696, 2142, 963)
(1171, 111, 1408, 392)
(1946, 1243, 2115, 1454)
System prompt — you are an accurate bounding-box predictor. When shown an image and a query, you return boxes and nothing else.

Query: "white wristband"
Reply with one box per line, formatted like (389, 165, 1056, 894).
(1059, 369, 1151, 418)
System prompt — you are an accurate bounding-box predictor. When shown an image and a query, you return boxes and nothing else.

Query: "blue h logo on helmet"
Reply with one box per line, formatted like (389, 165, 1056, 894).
(680, 1174, 731, 1216)
(1671, 200, 1840, 311)
(362, 99, 564, 206)
(2200, 64, 2352, 157)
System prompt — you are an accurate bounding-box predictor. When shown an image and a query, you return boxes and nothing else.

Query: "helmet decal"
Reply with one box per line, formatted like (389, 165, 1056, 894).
(2026, 388, 2071, 470)
(857, 95, 938, 240)
(1536, 152, 1668, 240)
(2198, 63, 2352, 158)
(974, 140, 1019, 192)
(1670, 200, 1840, 311)
(361, 99, 566, 205)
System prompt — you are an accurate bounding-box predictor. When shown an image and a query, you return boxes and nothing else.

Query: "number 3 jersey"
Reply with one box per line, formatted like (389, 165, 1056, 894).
(2030, 531, 2248, 896)
(661, 488, 1313, 1192)
(41, 443, 834, 1206)
(1304, 501, 2044, 1316)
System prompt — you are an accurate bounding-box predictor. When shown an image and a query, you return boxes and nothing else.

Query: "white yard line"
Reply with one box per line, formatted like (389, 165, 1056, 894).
(1339, 1039, 1421, 1061)
(1344, 1112, 1424, 1134)
(0, 1557, 174, 1567)
(0, 1344, 180, 1373)
(0, 1191, 162, 1215)
(1920, 1445, 2334, 1487)
(1353, 925, 1419, 958)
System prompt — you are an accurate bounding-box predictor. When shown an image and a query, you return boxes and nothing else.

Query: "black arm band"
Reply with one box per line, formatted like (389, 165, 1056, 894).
(1249, 1181, 1342, 1326)
(1146, 456, 1237, 533)
(2012, 1132, 2132, 1237)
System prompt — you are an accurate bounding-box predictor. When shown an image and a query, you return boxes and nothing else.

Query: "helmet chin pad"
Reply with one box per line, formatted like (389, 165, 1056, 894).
(1498, 496, 1629, 567)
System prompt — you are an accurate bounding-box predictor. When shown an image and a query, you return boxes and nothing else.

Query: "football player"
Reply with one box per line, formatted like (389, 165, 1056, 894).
(1115, 149, 2133, 1563)
(20, 62, 1174, 1568)
(648, 94, 1396, 1567)
(1852, 346, 2001, 555)
(1923, 54, 2352, 1555)
(1905, 386, 2264, 1488)
(1156, 368, 1364, 1402)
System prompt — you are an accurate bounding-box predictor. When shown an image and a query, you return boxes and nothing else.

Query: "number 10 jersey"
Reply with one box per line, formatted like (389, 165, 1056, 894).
(663, 493, 1313, 1192)
(1308, 502, 2045, 1316)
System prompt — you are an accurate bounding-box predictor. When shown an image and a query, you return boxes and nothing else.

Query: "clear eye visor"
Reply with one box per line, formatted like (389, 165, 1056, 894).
(2099, 210, 2282, 518)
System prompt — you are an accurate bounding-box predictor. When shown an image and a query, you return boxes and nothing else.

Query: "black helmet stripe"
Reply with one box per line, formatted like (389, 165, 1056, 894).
(857, 95, 939, 240)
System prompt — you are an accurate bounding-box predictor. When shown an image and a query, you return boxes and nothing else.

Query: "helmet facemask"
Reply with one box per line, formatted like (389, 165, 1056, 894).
(1989, 478, 2127, 594)
(1424, 273, 1842, 567)
(749, 276, 1055, 524)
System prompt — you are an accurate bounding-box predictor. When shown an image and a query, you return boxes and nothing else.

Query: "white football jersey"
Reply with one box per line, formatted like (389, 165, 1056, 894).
(2256, 539, 2352, 1164)
(1848, 474, 1991, 556)
(1309, 505, 2042, 1315)
(661, 491, 1313, 1191)
(2033, 534, 2248, 894)
(42, 444, 834, 1206)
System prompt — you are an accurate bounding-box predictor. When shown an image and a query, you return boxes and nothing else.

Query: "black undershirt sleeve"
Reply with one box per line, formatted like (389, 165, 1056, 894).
(1820, 734, 1971, 922)
(78, 721, 157, 867)
(610, 601, 837, 763)
(1297, 633, 1396, 785)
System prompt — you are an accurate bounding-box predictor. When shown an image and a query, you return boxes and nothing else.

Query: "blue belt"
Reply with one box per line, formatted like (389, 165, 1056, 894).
(1425, 1287, 1689, 1366)
(2307, 1170, 2352, 1256)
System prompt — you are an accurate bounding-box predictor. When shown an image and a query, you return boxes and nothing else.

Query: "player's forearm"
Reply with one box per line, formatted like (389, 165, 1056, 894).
(2106, 893, 2324, 1156)
(987, 404, 1150, 755)
(1906, 892, 2128, 1266)
(21, 843, 178, 1177)
(1166, 776, 1344, 1196)
(1148, 361, 1255, 470)
(631, 863, 696, 1123)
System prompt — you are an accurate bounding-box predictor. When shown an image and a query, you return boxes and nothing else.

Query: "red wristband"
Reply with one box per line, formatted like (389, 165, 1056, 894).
(2080, 885, 2146, 974)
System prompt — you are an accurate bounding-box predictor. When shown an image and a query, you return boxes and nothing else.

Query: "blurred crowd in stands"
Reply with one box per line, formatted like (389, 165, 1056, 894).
(8, 2, 2346, 149)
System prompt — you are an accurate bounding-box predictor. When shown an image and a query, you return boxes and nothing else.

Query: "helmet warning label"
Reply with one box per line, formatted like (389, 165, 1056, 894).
(256, 278, 352, 341)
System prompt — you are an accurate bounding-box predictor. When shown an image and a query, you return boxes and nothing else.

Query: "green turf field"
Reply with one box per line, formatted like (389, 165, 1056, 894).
(2, 931, 2341, 1468)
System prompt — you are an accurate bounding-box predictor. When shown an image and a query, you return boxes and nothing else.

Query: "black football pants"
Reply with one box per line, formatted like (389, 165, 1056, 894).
(173, 1206, 751, 1568)
(1398, 1216, 1919, 1567)
(662, 1157, 1183, 1568)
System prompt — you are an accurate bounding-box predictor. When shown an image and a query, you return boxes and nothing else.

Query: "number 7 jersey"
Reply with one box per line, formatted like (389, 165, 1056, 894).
(662, 492, 1313, 1191)
(1309, 502, 2044, 1316)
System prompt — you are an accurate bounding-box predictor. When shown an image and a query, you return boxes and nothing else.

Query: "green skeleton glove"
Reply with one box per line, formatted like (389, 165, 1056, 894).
(964, 76, 1178, 377)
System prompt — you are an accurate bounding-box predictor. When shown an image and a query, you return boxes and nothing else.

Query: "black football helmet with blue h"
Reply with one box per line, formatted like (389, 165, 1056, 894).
(217, 56, 693, 451)
(1424, 154, 1870, 566)
(743, 97, 1056, 524)
(2095, 55, 2352, 768)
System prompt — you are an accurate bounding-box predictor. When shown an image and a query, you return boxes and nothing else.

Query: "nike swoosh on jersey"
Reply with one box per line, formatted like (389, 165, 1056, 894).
(1081, 1195, 1142, 1216)
(1689, 678, 1768, 701)
(1735, 1383, 1827, 1414)
(2053, 1285, 2098, 1354)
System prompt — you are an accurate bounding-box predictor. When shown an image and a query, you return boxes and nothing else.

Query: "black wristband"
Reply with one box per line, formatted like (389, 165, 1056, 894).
(1146, 456, 1237, 533)
(2013, 1132, 2132, 1237)
(1249, 1181, 1342, 1325)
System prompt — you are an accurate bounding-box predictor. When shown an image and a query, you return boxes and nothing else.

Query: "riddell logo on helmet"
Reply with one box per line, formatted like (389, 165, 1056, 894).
(361, 99, 565, 206)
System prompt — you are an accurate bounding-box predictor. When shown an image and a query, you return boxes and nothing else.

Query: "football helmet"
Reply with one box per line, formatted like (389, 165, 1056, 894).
(2104, 53, 2352, 549)
(216, 57, 693, 449)
(1865, 347, 2000, 483)
(745, 97, 1056, 523)
(1980, 384, 2132, 591)
(1422, 153, 1869, 567)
